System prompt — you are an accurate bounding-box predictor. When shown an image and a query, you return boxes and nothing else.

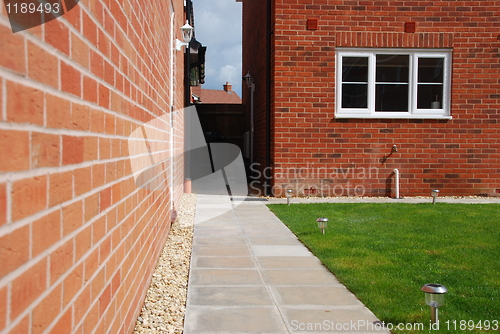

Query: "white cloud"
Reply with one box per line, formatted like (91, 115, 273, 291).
(192, 0, 242, 97)
(217, 65, 238, 86)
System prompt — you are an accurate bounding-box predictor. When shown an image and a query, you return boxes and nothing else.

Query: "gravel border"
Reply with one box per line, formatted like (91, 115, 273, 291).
(133, 193, 196, 334)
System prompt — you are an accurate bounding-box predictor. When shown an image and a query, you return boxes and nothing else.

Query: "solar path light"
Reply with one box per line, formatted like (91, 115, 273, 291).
(421, 283, 448, 324)
(316, 217, 328, 234)
(431, 189, 440, 204)
(286, 189, 293, 206)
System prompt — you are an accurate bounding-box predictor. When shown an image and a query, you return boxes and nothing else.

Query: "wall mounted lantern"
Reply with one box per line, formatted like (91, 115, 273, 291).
(316, 217, 328, 234)
(421, 283, 448, 324)
(243, 72, 254, 88)
(175, 20, 194, 51)
(243, 71, 255, 165)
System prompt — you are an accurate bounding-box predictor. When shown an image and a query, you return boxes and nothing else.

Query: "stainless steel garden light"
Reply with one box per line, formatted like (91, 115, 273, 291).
(316, 217, 328, 234)
(421, 283, 448, 324)
(286, 189, 293, 206)
(431, 189, 440, 204)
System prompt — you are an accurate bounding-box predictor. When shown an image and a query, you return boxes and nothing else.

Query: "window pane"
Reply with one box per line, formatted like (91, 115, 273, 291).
(375, 84, 408, 111)
(342, 84, 368, 108)
(418, 58, 444, 83)
(376, 55, 409, 83)
(342, 57, 368, 82)
(417, 84, 443, 109)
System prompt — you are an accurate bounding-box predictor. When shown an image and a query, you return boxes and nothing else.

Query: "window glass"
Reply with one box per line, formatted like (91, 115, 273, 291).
(418, 58, 444, 83)
(376, 55, 409, 112)
(342, 57, 368, 82)
(417, 57, 444, 109)
(376, 55, 409, 83)
(376, 84, 409, 112)
(342, 57, 368, 108)
(342, 84, 368, 108)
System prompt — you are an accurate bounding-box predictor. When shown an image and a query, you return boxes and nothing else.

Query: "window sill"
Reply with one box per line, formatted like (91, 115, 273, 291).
(335, 112, 452, 120)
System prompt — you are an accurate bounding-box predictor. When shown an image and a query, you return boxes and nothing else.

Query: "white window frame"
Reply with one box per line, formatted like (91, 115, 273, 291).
(335, 48, 452, 119)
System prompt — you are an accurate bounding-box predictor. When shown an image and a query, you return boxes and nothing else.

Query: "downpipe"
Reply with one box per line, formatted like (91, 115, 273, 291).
(393, 169, 400, 199)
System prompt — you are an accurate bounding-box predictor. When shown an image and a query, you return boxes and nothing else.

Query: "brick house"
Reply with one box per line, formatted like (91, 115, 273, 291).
(0, 1, 194, 333)
(241, 0, 500, 197)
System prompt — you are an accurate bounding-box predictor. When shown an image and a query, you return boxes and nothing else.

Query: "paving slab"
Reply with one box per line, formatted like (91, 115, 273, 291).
(193, 256, 256, 269)
(184, 194, 390, 334)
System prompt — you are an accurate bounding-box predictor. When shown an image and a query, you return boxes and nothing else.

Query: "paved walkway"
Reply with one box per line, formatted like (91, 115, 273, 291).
(183, 195, 390, 333)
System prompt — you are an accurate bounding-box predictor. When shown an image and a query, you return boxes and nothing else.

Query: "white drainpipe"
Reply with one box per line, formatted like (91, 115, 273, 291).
(393, 169, 400, 199)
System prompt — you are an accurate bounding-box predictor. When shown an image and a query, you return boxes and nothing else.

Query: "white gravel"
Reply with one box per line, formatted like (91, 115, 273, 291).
(133, 193, 196, 334)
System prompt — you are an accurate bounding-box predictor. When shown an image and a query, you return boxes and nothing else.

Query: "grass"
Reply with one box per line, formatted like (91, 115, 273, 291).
(267, 203, 500, 333)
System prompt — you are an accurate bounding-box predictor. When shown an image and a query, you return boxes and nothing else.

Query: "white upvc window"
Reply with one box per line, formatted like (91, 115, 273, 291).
(335, 49, 452, 119)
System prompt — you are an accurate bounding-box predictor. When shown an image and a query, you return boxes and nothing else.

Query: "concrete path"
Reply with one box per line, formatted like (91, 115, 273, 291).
(183, 195, 390, 333)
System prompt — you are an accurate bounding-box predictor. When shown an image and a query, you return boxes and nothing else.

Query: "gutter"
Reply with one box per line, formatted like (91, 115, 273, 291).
(265, 0, 272, 196)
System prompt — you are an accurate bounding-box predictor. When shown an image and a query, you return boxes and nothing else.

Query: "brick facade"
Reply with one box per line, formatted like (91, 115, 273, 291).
(0, 1, 187, 333)
(242, 0, 500, 197)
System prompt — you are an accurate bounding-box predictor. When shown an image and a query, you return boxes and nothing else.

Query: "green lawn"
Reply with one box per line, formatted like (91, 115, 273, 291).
(267, 203, 500, 333)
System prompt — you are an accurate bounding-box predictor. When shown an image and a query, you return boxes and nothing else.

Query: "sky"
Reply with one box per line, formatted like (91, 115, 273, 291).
(192, 0, 243, 97)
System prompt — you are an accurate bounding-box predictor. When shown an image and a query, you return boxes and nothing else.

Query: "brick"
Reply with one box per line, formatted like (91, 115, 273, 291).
(91, 163, 105, 188)
(90, 49, 104, 78)
(0, 225, 29, 279)
(71, 103, 91, 131)
(0, 130, 30, 172)
(0, 285, 6, 331)
(71, 33, 89, 68)
(61, 61, 81, 97)
(0, 24, 25, 73)
(90, 267, 105, 300)
(99, 137, 111, 159)
(49, 171, 73, 207)
(83, 302, 99, 334)
(62, 200, 83, 236)
(73, 286, 90, 330)
(99, 284, 112, 314)
(99, 236, 111, 264)
(31, 132, 60, 168)
(9, 315, 29, 334)
(83, 76, 98, 104)
(48, 307, 73, 334)
(32, 210, 61, 257)
(11, 258, 47, 320)
(46, 93, 72, 129)
(83, 136, 98, 161)
(12, 175, 47, 221)
(49, 238, 74, 284)
(32, 284, 62, 334)
(92, 216, 106, 245)
(44, 16, 70, 55)
(27, 41, 58, 88)
(82, 10, 98, 46)
(98, 84, 110, 109)
(105, 113, 115, 134)
(64, 2, 81, 31)
(84, 248, 99, 282)
(63, 262, 83, 307)
(99, 187, 111, 212)
(74, 167, 92, 197)
(62, 135, 84, 165)
(0, 183, 5, 227)
(75, 225, 91, 262)
(84, 193, 100, 223)
(6, 81, 44, 126)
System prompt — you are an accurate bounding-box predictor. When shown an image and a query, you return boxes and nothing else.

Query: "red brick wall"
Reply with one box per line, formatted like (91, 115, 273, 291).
(244, 0, 500, 197)
(0, 1, 186, 333)
(242, 0, 273, 192)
